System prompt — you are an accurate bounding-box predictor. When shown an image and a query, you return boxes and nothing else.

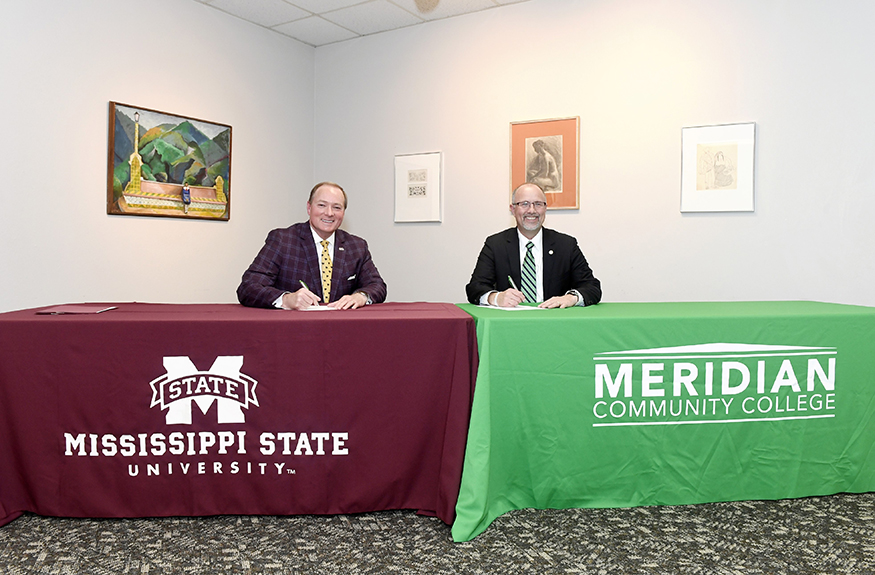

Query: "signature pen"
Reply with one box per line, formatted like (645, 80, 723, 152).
(299, 280, 323, 303)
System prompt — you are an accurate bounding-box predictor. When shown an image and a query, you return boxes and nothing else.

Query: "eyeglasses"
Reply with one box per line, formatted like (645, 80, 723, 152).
(512, 201, 547, 209)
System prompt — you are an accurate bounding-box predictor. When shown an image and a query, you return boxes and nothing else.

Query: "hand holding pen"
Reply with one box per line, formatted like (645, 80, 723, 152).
(281, 280, 321, 310)
(489, 275, 526, 307)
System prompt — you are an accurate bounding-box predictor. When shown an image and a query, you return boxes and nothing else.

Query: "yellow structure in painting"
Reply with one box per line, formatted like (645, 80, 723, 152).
(125, 113, 143, 195)
(215, 176, 227, 203)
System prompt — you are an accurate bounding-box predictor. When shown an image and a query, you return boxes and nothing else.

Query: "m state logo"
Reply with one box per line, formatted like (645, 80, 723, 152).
(63, 354, 350, 476)
(149, 356, 259, 425)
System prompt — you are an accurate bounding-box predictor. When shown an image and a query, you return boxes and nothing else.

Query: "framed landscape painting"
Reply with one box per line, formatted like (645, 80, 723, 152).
(107, 102, 232, 220)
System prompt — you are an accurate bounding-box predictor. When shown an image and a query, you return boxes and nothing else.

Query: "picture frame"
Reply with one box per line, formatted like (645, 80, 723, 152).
(510, 117, 579, 210)
(107, 102, 232, 220)
(394, 151, 442, 223)
(681, 122, 756, 213)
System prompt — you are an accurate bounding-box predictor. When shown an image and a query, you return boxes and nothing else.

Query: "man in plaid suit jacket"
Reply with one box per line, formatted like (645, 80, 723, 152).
(237, 182, 387, 310)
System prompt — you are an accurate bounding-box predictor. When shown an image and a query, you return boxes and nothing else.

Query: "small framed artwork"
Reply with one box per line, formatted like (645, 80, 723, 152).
(510, 117, 579, 210)
(107, 102, 232, 220)
(394, 151, 442, 222)
(681, 122, 755, 212)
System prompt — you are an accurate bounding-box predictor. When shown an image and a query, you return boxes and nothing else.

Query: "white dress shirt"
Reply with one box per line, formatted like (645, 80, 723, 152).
(516, 229, 544, 303)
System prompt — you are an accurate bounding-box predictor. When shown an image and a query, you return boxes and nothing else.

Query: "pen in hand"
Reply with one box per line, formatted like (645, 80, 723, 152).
(299, 280, 322, 303)
(498, 275, 525, 307)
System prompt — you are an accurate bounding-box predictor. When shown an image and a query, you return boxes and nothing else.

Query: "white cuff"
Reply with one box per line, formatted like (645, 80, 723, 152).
(566, 290, 584, 307)
(479, 291, 498, 306)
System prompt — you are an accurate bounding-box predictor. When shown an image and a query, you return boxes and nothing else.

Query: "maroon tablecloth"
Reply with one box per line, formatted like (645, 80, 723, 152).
(0, 302, 477, 527)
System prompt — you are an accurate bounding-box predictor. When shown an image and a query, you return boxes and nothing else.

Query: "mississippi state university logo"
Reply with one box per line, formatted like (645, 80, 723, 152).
(149, 356, 259, 425)
(63, 354, 349, 478)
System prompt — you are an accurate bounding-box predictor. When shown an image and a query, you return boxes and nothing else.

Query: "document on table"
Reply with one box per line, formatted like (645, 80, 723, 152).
(36, 305, 118, 315)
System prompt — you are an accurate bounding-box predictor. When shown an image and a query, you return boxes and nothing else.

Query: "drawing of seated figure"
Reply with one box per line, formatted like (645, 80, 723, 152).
(713, 151, 735, 188)
(526, 139, 561, 192)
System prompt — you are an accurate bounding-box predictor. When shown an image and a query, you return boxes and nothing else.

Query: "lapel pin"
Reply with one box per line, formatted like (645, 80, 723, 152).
(549, 250, 554, 255)
(338, 247, 345, 251)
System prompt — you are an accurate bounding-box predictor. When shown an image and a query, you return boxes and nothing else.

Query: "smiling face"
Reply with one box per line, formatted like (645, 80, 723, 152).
(510, 183, 547, 239)
(307, 184, 346, 239)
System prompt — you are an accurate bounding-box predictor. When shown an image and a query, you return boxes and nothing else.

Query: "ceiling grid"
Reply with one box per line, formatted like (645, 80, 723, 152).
(195, 0, 531, 47)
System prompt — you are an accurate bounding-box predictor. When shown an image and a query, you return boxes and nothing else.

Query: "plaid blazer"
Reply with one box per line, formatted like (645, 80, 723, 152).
(237, 222, 387, 308)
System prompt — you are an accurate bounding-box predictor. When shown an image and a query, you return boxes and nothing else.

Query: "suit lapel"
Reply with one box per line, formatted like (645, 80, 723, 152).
(542, 228, 555, 298)
(330, 231, 348, 302)
(298, 224, 322, 298)
(506, 229, 521, 287)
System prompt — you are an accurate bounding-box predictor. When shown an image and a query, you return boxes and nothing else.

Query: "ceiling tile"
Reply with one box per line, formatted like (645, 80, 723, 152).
(194, 0, 532, 47)
(391, 0, 497, 21)
(288, 0, 366, 12)
(324, 1, 423, 36)
(273, 16, 359, 46)
(208, 0, 309, 27)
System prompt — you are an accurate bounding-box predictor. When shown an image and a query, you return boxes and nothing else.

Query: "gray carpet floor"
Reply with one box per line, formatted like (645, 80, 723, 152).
(2, 493, 875, 574)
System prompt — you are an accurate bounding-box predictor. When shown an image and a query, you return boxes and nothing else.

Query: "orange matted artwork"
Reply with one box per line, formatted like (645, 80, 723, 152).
(510, 117, 579, 210)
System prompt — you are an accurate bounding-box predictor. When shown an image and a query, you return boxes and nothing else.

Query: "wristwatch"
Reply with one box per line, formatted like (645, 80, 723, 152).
(356, 291, 372, 305)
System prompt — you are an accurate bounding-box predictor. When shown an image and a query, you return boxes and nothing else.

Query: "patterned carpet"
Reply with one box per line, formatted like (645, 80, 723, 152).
(2, 493, 875, 574)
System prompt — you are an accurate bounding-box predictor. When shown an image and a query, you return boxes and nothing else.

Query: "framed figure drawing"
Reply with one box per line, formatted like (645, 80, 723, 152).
(107, 102, 232, 220)
(394, 152, 442, 222)
(510, 117, 579, 210)
(681, 122, 755, 212)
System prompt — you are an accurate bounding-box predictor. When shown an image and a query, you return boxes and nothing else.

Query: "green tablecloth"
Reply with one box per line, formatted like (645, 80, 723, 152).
(452, 301, 875, 541)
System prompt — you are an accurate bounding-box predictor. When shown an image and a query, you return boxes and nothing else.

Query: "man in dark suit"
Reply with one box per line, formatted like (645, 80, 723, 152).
(466, 183, 600, 308)
(237, 182, 387, 310)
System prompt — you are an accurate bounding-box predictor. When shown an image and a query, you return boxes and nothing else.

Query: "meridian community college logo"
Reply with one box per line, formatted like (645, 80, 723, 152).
(150, 356, 259, 424)
(592, 343, 837, 427)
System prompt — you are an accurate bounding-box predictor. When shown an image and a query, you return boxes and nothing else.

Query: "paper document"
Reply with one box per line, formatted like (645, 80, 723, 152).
(36, 305, 118, 315)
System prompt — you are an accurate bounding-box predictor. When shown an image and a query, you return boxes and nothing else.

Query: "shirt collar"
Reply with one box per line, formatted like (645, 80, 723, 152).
(517, 228, 543, 249)
(310, 226, 336, 248)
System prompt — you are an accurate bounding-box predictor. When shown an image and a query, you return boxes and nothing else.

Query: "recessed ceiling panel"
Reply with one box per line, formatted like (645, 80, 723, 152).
(273, 16, 359, 46)
(323, 1, 424, 36)
(208, 0, 309, 27)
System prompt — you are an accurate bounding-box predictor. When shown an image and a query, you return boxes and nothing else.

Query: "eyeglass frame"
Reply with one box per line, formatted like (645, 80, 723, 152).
(511, 200, 547, 209)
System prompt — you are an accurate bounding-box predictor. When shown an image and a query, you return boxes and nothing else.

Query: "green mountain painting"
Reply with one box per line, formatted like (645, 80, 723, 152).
(108, 102, 232, 220)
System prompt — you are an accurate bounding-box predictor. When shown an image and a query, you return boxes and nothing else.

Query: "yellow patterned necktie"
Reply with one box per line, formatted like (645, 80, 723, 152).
(320, 240, 332, 303)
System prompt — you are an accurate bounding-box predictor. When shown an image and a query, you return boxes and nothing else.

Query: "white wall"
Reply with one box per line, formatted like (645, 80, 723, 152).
(3, 0, 873, 313)
(314, 0, 875, 306)
(0, 0, 314, 312)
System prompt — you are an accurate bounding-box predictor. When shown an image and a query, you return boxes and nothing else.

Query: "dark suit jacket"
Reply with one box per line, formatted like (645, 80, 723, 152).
(237, 222, 387, 308)
(465, 227, 601, 306)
